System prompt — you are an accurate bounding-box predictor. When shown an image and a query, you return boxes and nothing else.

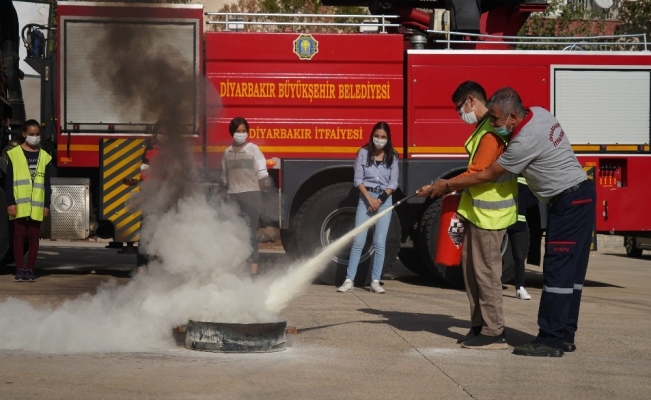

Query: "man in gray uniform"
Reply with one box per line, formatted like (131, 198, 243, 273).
(422, 87, 596, 357)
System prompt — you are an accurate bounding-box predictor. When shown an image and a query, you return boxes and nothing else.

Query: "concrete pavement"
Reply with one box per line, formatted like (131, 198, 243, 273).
(0, 244, 650, 399)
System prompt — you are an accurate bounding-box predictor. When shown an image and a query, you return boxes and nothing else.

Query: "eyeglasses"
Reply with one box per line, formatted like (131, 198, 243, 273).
(456, 99, 468, 115)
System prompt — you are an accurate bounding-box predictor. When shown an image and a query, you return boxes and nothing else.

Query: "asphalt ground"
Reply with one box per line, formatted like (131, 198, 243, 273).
(0, 241, 649, 399)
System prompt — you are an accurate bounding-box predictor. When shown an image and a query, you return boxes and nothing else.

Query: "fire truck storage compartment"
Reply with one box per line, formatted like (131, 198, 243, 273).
(59, 15, 200, 134)
(552, 68, 651, 145)
(598, 158, 626, 188)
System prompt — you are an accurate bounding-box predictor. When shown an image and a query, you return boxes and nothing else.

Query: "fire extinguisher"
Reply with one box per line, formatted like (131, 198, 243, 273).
(434, 192, 464, 267)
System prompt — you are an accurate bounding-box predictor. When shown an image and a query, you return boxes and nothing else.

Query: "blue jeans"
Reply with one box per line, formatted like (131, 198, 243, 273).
(346, 192, 393, 282)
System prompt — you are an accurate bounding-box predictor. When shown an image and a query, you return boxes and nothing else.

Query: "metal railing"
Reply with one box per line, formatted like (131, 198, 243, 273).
(205, 12, 399, 33)
(428, 30, 648, 51)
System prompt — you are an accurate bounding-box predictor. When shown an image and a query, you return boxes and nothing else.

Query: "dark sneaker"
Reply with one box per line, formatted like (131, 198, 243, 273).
(563, 342, 576, 352)
(457, 326, 482, 344)
(513, 340, 563, 357)
(14, 269, 26, 282)
(462, 332, 508, 350)
(24, 269, 36, 282)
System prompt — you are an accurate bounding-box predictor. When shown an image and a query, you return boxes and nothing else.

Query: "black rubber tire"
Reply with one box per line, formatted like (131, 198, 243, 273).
(279, 228, 301, 260)
(417, 198, 515, 289)
(625, 236, 643, 258)
(398, 248, 433, 277)
(293, 182, 401, 287)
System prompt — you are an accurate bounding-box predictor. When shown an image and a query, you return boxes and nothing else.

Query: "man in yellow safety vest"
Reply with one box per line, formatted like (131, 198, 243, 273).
(5, 119, 52, 282)
(419, 81, 518, 350)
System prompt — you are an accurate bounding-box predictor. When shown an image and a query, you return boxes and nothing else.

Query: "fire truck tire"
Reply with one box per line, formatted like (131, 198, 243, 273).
(417, 199, 515, 288)
(624, 236, 643, 258)
(397, 248, 433, 277)
(279, 228, 301, 260)
(293, 183, 400, 287)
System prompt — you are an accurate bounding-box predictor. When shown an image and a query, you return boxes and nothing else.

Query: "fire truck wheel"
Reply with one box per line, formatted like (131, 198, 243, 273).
(397, 248, 433, 278)
(417, 199, 514, 288)
(279, 228, 301, 260)
(293, 182, 400, 287)
(624, 236, 643, 258)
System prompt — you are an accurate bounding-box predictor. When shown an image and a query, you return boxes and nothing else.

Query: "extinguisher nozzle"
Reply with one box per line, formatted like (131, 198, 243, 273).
(394, 193, 419, 207)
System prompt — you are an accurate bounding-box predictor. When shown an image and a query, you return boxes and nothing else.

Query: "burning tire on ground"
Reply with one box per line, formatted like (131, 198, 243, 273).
(292, 183, 401, 287)
(185, 320, 287, 353)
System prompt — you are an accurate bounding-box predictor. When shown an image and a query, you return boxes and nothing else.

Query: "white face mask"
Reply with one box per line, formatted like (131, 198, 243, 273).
(26, 136, 41, 146)
(461, 110, 478, 125)
(373, 138, 388, 149)
(458, 100, 478, 125)
(233, 132, 248, 145)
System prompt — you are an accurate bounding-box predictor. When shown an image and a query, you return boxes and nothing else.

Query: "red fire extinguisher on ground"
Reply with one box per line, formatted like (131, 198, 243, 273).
(434, 192, 463, 267)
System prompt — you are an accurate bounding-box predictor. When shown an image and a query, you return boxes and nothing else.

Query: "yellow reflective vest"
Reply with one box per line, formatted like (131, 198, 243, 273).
(457, 117, 517, 230)
(7, 146, 52, 221)
(517, 177, 528, 223)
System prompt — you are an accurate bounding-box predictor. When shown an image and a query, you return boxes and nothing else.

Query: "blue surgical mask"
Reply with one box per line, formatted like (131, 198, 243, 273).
(494, 118, 512, 136)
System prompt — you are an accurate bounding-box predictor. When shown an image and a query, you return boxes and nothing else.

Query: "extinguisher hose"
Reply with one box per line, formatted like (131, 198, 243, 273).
(393, 193, 418, 207)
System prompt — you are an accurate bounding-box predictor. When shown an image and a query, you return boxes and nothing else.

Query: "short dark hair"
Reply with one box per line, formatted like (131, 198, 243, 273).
(487, 87, 527, 118)
(451, 81, 487, 105)
(22, 119, 40, 133)
(228, 117, 249, 136)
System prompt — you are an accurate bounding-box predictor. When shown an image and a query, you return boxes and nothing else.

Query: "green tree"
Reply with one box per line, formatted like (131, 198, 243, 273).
(617, 0, 651, 38)
(214, 0, 368, 33)
(517, 0, 607, 50)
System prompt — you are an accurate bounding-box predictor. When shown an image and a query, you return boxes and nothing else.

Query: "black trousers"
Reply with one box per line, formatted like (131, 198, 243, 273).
(537, 180, 596, 349)
(507, 225, 529, 289)
(230, 191, 261, 264)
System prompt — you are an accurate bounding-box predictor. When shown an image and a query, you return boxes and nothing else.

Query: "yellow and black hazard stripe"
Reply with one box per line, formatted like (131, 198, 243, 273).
(99, 138, 147, 243)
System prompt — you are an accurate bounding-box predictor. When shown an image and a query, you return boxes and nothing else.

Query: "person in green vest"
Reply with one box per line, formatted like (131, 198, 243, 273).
(418, 81, 518, 350)
(4, 119, 52, 282)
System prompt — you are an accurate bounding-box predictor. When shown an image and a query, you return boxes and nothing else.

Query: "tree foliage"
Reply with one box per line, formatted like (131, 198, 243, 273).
(517, 0, 607, 50)
(213, 0, 368, 33)
(617, 0, 651, 36)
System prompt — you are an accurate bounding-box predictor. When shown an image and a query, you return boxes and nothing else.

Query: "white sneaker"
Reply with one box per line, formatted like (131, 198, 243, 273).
(370, 280, 385, 294)
(516, 287, 531, 300)
(337, 279, 354, 292)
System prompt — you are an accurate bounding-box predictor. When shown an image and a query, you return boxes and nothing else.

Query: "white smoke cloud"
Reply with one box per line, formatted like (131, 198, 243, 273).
(0, 141, 391, 353)
(0, 12, 392, 351)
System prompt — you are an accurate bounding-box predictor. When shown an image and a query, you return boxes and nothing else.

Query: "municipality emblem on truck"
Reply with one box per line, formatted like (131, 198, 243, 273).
(293, 34, 318, 60)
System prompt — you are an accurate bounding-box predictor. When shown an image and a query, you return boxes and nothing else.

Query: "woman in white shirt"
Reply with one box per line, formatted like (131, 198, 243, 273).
(222, 117, 269, 275)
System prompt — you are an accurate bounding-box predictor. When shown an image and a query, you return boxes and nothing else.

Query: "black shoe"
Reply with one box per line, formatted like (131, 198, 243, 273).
(462, 332, 508, 350)
(457, 326, 482, 344)
(14, 269, 26, 282)
(563, 342, 576, 352)
(513, 340, 563, 357)
(24, 269, 36, 282)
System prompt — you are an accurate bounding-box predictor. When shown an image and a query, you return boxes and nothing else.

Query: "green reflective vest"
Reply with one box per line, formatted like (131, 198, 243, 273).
(517, 177, 527, 222)
(457, 117, 517, 230)
(7, 146, 52, 221)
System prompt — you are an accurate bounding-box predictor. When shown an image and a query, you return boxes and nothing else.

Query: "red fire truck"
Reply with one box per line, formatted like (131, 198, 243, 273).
(1, 1, 650, 288)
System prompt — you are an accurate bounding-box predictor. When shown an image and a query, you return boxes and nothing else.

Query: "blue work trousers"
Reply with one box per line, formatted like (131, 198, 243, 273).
(346, 192, 392, 282)
(537, 180, 596, 349)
